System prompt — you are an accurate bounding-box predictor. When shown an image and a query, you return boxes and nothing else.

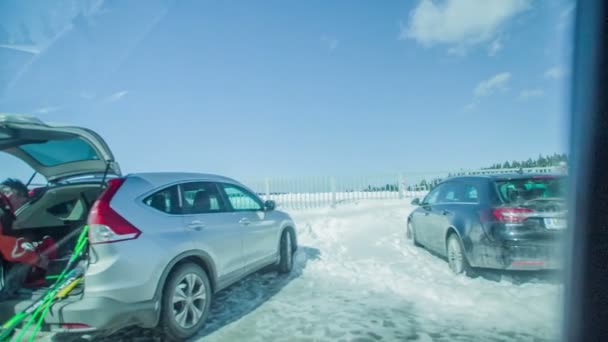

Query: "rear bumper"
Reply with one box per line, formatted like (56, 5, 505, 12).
(472, 240, 563, 270)
(9, 295, 158, 335)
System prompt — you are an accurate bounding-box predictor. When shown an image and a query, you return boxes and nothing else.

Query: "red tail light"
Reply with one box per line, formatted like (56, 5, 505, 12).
(88, 178, 141, 244)
(492, 207, 534, 224)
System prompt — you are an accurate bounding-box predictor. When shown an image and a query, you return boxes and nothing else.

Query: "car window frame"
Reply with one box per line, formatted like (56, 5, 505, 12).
(218, 182, 264, 212)
(178, 181, 229, 215)
(438, 181, 462, 204)
(422, 183, 444, 205)
(461, 182, 481, 204)
(142, 184, 182, 215)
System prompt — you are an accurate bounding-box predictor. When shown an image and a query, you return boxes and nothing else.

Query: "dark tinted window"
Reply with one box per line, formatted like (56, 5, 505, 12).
(423, 185, 442, 205)
(463, 184, 479, 203)
(220, 183, 263, 211)
(181, 182, 226, 214)
(495, 176, 566, 205)
(439, 182, 462, 203)
(20, 137, 100, 166)
(143, 185, 180, 214)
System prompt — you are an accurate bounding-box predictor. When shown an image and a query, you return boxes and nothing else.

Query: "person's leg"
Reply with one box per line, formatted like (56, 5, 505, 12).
(0, 263, 31, 299)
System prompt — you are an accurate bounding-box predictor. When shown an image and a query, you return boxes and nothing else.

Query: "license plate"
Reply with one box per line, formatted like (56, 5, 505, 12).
(544, 218, 567, 230)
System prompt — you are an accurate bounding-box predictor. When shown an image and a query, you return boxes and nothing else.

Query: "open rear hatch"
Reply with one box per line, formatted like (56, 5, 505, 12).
(0, 114, 120, 336)
(0, 114, 121, 183)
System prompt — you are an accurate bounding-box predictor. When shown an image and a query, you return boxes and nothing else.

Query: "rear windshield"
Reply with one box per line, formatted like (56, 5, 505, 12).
(20, 137, 100, 166)
(496, 177, 566, 204)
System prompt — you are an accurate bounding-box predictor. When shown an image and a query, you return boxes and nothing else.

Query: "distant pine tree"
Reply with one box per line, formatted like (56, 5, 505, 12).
(482, 153, 568, 170)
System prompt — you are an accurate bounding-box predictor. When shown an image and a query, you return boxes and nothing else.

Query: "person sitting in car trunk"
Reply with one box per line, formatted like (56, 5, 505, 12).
(0, 179, 57, 294)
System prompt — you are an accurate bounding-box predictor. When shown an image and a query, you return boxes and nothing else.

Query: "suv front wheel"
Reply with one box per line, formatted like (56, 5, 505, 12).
(277, 230, 294, 274)
(160, 263, 212, 341)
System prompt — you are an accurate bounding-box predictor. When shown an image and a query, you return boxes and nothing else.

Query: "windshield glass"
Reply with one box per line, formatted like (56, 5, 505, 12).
(0, 1, 576, 341)
(496, 177, 566, 204)
(19, 137, 100, 166)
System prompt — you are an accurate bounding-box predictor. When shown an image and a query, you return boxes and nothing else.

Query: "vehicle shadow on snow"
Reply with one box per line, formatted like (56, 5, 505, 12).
(192, 246, 321, 340)
(76, 247, 321, 342)
(421, 248, 562, 285)
(474, 269, 562, 285)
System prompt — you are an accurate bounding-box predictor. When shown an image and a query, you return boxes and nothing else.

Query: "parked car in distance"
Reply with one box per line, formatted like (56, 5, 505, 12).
(0, 114, 298, 340)
(406, 174, 566, 275)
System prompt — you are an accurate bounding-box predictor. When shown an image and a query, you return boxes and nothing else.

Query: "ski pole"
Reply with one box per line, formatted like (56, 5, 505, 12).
(0, 226, 89, 341)
(12, 267, 84, 342)
(26, 277, 83, 342)
(0, 267, 83, 341)
(15, 234, 89, 341)
(18, 227, 89, 341)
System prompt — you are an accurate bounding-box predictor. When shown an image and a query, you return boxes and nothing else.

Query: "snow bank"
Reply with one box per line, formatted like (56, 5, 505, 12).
(197, 200, 562, 342)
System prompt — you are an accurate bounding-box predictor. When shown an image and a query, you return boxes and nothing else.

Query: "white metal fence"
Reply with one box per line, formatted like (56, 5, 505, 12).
(245, 166, 564, 210)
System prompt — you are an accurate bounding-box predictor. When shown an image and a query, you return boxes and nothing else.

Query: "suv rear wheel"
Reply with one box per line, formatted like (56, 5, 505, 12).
(446, 233, 474, 276)
(160, 263, 212, 341)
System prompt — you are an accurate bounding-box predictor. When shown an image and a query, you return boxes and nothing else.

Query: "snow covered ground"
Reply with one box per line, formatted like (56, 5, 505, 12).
(192, 200, 562, 342)
(87, 200, 562, 342)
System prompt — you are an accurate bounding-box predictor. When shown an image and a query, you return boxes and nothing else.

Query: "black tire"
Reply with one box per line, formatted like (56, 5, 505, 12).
(277, 230, 294, 274)
(446, 233, 474, 276)
(407, 221, 422, 247)
(160, 263, 212, 341)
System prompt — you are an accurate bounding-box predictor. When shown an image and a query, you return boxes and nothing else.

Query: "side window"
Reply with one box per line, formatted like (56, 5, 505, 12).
(423, 185, 442, 205)
(438, 182, 462, 203)
(463, 184, 479, 203)
(220, 184, 263, 211)
(181, 182, 227, 214)
(143, 185, 180, 214)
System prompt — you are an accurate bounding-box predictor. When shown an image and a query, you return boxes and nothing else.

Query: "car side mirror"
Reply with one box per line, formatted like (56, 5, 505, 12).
(411, 198, 421, 206)
(264, 200, 276, 211)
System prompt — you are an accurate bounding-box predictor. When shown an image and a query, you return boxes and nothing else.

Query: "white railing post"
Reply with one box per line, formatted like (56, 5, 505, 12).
(398, 173, 405, 199)
(331, 177, 337, 207)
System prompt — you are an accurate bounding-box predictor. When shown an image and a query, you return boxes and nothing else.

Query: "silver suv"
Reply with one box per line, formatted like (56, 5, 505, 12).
(0, 115, 298, 340)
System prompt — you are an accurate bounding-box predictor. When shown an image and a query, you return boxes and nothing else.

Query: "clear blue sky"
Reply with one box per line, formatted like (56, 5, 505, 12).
(0, 0, 573, 182)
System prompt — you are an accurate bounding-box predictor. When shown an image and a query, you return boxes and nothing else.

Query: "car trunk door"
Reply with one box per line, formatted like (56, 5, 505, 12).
(0, 114, 121, 182)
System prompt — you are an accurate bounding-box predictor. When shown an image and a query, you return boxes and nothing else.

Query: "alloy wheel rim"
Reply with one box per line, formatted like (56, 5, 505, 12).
(448, 238, 464, 273)
(172, 273, 207, 329)
(285, 232, 293, 268)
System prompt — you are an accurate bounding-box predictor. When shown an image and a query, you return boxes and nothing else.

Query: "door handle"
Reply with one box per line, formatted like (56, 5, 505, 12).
(188, 221, 205, 231)
(239, 218, 251, 226)
(424, 212, 430, 216)
(441, 210, 450, 216)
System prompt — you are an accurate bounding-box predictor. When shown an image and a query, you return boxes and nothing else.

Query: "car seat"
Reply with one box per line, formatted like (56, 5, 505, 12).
(150, 194, 167, 212)
(193, 191, 211, 213)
